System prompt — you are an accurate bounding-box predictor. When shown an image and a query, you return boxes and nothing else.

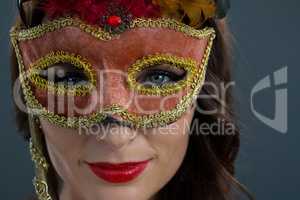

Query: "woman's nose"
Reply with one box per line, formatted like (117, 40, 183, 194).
(96, 116, 137, 150)
(98, 125, 136, 149)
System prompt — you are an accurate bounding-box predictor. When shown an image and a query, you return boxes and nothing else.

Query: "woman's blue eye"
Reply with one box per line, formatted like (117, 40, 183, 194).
(56, 71, 87, 85)
(143, 71, 174, 86)
(137, 67, 186, 87)
(39, 63, 89, 86)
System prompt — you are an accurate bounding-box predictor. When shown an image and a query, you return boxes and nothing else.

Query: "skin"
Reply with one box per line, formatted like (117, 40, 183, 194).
(34, 23, 210, 200)
(40, 105, 196, 200)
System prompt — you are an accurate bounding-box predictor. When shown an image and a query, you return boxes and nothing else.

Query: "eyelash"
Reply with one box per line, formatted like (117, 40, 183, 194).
(137, 68, 186, 87)
(39, 63, 89, 86)
(38, 62, 186, 90)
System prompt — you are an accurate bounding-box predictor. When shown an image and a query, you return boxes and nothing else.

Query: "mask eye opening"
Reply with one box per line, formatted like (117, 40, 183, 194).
(27, 51, 96, 96)
(127, 54, 199, 96)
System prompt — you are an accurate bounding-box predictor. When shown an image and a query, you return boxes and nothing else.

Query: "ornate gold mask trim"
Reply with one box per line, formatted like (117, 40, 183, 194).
(10, 17, 215, 129)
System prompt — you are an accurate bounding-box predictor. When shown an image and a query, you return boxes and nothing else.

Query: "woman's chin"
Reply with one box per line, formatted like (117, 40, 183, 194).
(84, 185, 153, 200)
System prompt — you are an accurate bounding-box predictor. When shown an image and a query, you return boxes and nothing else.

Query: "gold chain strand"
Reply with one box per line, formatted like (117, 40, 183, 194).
(30, 139, 49, 170)
(33, 178, 53, 200)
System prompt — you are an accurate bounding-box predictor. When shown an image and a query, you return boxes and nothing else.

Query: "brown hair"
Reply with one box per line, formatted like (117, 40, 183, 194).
(11, 2, 253, 200)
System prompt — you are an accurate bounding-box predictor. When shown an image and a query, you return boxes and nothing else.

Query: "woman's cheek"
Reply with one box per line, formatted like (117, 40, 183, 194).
(146, 110, 193, 184)
(40, 118, 86, 184)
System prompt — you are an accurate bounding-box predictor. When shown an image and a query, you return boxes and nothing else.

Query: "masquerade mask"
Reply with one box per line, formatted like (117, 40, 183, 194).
(11, 0, 226, 129)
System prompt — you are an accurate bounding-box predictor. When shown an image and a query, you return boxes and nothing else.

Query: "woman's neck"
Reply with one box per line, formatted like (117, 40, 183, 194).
(59, 182, 159, 200)
(58, 181, 84, 200)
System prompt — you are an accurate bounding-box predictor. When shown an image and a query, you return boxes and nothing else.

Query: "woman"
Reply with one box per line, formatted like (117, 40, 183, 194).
(11, 0, 252, 199)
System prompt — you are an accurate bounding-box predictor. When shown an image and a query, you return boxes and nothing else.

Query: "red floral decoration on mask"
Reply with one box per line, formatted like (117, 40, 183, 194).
(42, 0, 161, 27)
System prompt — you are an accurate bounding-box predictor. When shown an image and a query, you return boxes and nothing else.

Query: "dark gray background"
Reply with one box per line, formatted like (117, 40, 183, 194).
(0, 0, 298, 199)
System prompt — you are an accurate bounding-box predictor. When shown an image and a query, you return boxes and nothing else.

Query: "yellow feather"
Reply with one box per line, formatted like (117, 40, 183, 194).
(153, 0, 216, 27)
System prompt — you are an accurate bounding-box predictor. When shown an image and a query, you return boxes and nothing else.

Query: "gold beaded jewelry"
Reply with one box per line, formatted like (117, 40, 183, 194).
(28, 115, 53, 200)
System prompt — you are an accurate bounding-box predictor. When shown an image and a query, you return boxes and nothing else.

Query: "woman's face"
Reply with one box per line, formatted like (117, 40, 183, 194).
(16, 13, 211, 200)
(40, 105, 195, 200)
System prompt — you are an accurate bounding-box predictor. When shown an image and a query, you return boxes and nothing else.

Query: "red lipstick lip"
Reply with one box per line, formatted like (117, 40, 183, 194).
(86, 160, 151, 183)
